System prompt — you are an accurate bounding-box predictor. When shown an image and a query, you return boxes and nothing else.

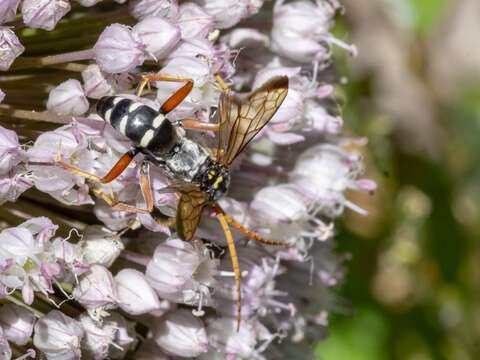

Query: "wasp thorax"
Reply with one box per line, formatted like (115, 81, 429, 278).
(199, 163, 230, 201)
(96, 96, 178, 154)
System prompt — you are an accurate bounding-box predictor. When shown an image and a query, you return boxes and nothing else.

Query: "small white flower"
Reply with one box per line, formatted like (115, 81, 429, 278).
(0, 27, 25, 71)
(33, 310, 84, 360)
(0, 304, 35, 346)
(133, 16, 181, 60)
(93, 23, 146, 74)
(81, 64, 115, 99)
(79, 226, 124, 267)
(115, 269, 161, 315)
(21, 0, 71, 31)
(153, 309, 208, 358)
(146, 238, 218, 310)
(78, 312, 117, 360)
(47, 79, 89, 116)
(73, 265, 118, 309)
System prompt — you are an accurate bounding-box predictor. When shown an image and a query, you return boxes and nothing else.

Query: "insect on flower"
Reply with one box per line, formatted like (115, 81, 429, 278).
(55, 73, 289, 330)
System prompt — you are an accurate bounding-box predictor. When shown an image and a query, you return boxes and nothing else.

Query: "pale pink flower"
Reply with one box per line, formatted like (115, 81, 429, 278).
(21, 0, 71, 31)
(271, 0, 356, 63)
(0, 304, 35, 346)
(0, 27, 24, 71)
(47, 79, 89, 116)
(133, 16, 181, 60)
(115, 269, 161, 315)
(73, 265, 117, 309)
(81, 64, 115, 99)
(0, 0, 20, 24)
(153, 309, 208, 357)
(33, 310, 84, 360)
(79, 226, 124, 267)
(176, 3, 214, 39)
(78, 312, 117, 359)
(130, 0, 179, 20)
(93, 24, 146, 73)
(0, 327, 11, 360)
(200, 0, 264, 29)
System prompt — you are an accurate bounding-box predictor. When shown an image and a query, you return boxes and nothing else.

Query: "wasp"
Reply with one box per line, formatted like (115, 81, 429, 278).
(55, 73, 289, 329)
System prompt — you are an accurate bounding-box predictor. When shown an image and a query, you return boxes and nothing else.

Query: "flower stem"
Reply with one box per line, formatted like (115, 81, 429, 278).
(120, 250, 151, 267)
(11, 49, 95, 70)
(5, 295, 44, 319)
(0, 105, 71, 124)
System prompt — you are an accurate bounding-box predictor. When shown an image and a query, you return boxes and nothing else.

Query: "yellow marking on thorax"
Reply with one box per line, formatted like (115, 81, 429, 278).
(213, 176, 223, 189)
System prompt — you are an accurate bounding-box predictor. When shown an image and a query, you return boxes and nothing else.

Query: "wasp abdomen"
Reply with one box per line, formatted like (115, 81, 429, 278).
(96, 96, 178, 154)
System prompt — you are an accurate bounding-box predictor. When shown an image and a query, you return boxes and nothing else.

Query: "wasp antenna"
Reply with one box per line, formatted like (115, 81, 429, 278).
(214, 205, 242, 332)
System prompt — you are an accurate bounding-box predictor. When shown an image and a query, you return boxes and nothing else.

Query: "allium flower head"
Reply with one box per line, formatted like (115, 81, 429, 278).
(0, 1, 372, 358)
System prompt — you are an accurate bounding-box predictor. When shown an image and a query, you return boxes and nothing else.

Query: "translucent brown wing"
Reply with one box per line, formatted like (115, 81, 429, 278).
(176, 188, 208, 241)
(217, 76, 289, 165)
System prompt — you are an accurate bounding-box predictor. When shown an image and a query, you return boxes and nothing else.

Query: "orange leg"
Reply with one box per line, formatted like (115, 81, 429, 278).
(181, 118, 219, 132)
(220, 210, 290, 247)
(55, 149, 138, 184)
(93, 161, 154, 214)
(214, 205, 242, 331)
(136, 73, 194, 114)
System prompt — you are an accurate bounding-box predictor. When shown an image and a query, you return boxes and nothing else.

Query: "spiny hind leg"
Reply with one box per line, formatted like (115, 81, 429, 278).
(214, 205, 242, 331)
(220, 210, 291, 247)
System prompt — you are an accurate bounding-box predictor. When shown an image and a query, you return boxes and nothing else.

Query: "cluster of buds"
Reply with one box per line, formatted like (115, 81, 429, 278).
(0, 0, 374, 359)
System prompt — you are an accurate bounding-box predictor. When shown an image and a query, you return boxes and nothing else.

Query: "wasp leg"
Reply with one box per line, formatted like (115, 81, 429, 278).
(181, 118, 220, 132)
(219, 210, 290, 247)
(93, 161, 153, 214)
(215, 74, 229, 92)
(214, 205, 242, 332)
(55, 149, 138, 184)
(136, 73, 194, 113)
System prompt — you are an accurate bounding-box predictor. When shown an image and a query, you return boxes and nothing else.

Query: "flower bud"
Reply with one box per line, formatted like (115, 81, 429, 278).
(201, 0, 262, 29)
(108, 312, 138, 359)
(0, 125, 23, 175)
(0, 171, 33, 205)
(0, 304, 35, 346)
(78, 312, 116, 360)
(81, 64, 115, 99)
(251, 185, 308, 224)
(115, 269, 160, 315)
(0, 227, 41, 266)
(94, 24, 146, 74)
(130, 0, 179, 20)
(176, 3, 214, 39)
(73, 265, 118, 309)
(146, 239, 218, 307)
(205, 318, 258, 358)
(0, 27, 24, 71)
(153, 309, 208, 357)
(0, 327, 11, 360)
(133, 16, 181, 60)
(0, 0, 20, 24)
(33, 310, 84, 360)
(79, 225, 124, 267)
(21, 0, 71, 31)
(46, 79, 89, 116)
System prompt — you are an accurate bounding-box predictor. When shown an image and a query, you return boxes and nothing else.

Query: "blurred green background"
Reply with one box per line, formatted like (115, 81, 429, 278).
(316, 0, 480, 359)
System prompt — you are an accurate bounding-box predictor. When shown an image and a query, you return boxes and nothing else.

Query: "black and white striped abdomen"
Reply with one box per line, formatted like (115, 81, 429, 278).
(96, 96, 178, 153)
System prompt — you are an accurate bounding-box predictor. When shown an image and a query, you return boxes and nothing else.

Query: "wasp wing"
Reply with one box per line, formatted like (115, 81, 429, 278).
(176, 188, 208, 241)
(217, 76, 289, 165)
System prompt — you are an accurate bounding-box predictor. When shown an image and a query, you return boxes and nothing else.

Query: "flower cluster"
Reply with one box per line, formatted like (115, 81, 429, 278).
(0, 0, 373, 359)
